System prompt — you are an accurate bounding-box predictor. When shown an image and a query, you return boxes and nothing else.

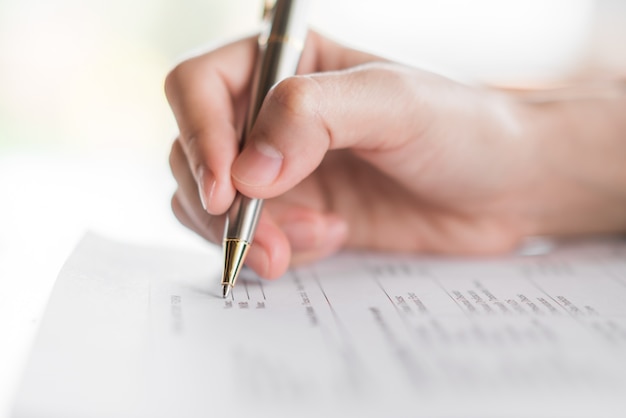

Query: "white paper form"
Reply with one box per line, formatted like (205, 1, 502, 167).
(12, 234, 626, 418)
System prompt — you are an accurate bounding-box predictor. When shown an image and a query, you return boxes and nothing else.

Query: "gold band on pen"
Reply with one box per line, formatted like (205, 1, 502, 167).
(260, 34, 305, 51)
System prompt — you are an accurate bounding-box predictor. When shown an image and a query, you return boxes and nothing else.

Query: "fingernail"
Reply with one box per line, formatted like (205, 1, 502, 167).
(197, 167, 216, 212)
(233, 141, 283, 187)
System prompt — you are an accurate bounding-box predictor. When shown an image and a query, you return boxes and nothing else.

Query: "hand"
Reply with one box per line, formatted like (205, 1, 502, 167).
(165, 31, 626, 279)
(165, 31, 534, 278)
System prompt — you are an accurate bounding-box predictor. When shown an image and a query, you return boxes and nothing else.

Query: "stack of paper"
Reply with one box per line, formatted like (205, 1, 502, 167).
(12, 234, 626, 417)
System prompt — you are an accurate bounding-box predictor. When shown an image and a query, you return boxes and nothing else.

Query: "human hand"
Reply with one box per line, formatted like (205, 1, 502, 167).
(166, 31, 621, 279)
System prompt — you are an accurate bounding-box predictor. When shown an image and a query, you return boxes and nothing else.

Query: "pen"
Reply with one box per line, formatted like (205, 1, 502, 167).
(221, 0, 310, 298)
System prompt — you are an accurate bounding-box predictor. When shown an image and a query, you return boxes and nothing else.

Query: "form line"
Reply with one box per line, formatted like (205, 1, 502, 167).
(256, 277, 267, 300)
(243, 280, 250, 300)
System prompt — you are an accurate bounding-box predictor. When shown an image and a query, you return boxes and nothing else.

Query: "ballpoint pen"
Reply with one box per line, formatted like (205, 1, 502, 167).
(221, 0, 310, 298)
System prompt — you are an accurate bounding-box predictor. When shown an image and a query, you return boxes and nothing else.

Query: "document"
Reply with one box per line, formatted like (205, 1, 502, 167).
(12, 233, 626, 418)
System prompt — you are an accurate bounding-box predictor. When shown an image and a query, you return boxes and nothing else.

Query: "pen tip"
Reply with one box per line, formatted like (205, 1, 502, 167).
(221, 239, 250, 299)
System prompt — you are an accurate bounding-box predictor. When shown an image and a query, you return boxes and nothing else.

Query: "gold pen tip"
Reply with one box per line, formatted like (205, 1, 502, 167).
(222, 284, 231, 299)
(221, 238, 251, 298)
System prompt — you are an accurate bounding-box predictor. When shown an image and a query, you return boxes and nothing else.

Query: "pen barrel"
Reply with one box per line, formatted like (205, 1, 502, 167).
(224, 0, 309, 244)
(225, 195, 264, 243)
(247, 0, 310, 131)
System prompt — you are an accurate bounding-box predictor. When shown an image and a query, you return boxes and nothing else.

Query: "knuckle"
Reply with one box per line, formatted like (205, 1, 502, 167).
(163, 66, 181, 102)
(168, 138, 183, 171)
(164, 60, 194, 102)
(170, 193, 184, 220)
(267, 76, 321, 119)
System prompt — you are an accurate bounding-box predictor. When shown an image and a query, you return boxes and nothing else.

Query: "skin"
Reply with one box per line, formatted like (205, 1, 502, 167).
(165, 31, 626, 279)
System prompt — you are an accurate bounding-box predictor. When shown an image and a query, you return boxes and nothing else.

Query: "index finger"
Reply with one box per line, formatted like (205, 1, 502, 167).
(164, 36, 257, 214)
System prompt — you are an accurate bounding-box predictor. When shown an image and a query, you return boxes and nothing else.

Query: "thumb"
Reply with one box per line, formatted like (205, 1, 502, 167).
(231, 62, 428, 199)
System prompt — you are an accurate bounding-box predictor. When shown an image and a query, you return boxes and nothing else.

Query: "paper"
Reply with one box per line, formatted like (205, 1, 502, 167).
(12, 233, 626, 418)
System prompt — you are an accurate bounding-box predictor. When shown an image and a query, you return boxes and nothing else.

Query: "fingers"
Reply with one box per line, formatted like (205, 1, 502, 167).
(164, 31, 381, 216)
(164, 37, 257, 215)
(273, 206, 348, 266)
(253, 204, 348, 278)
(169, 138, 224, 242)
(170, 137, 347, 278)
(232, 63, 426, 199)
(165, 31, 383, 277)
(170, 137, 287, 277)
